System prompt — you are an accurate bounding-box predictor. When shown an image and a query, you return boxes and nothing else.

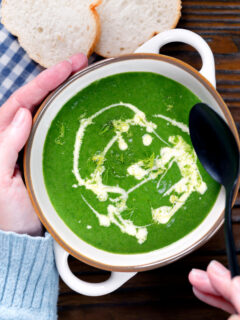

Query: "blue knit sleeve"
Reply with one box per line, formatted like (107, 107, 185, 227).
(0, 230, 59, 320)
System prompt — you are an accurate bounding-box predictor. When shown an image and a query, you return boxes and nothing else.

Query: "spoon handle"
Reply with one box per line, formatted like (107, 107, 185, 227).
(225, 188, 239, 277)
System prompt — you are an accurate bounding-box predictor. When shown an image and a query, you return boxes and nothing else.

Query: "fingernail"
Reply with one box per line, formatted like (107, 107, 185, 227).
(12, 108, 25, 127)
(233, 277, 240, 291)
(66, 57, 73, 64)
(68, 53, 88, 71)
(209, 260, 228, 276)
(191, 269, 208, 280)
(228, 315, 240, 320)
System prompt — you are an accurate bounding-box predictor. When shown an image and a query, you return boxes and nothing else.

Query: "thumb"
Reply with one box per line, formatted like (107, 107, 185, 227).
(0, 108, 32, 180)
(231, 277, 240, 314)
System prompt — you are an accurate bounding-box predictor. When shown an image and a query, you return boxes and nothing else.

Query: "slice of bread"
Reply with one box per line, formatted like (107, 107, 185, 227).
(1, 0, 101, 67)
(95, 0, 181, 57)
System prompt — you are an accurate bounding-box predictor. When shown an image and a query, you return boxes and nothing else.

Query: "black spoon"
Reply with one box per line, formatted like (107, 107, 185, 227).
(189, 102, 240, 277)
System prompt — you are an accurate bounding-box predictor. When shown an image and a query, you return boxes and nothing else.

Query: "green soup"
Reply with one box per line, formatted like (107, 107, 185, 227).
(43, 72, 220, 254)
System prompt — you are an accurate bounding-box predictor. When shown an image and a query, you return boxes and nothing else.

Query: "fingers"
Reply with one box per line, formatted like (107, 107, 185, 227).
(192, 287, 236, 314)
(231, 277, 240, 314)
(0, 108, 32, 182)
(0, 60, 71, 129)
(189, 266, 236, 314)
(189, 269, 220, 296)
(0, 53, 88, 130)
(189, 261, 240, 316)
(207, 260, 232, 301)
(228, 316, 240, 320)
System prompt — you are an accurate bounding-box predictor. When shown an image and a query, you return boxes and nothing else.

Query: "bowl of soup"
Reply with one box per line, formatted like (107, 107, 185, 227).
(24, 29, 240, 296)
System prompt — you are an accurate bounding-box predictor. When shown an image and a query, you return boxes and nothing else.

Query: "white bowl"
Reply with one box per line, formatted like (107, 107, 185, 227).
(24, 29, 240, 296)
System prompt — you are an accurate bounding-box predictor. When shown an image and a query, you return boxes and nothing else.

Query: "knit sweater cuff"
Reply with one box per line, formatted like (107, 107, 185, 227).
(0, 230, 59, 320)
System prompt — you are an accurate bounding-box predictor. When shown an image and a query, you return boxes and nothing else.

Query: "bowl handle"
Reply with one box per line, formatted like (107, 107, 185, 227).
(135, 28, 216, 88)
(54, 241, 136, 296)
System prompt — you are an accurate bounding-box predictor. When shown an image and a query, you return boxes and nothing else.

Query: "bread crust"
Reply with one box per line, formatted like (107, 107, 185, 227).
(87, 0, 102, 58)
(95, 0, 182, 58)
(172, 0, 182, 29)
(1, 0, 102, 67)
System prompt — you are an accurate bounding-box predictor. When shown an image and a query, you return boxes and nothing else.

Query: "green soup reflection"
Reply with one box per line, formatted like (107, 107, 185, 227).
(43, 72, 220, 254)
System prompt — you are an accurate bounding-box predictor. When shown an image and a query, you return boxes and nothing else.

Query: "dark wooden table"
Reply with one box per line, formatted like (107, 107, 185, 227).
(58, 1, 240, 319)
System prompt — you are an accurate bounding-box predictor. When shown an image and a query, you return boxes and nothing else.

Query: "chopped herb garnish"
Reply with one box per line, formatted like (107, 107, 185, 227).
(55, 123, 65, 145)
(103, 168, 109, 182)
(127, 130, 133, 138)
(79, 112, 86, 120)
(120, 153, 124, 164)
(99, 121, 113, 135)
(143, 152, 155, 169)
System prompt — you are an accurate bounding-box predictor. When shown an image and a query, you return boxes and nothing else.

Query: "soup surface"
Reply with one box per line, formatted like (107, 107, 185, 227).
(43, 72, 220, 254)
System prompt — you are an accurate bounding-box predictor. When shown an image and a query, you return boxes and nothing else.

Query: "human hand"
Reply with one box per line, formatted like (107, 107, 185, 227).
(0, 54, 88, 236)
(189, 260, 240, 319)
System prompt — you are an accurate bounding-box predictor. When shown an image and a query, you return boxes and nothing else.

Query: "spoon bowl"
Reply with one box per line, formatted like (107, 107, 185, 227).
(189, 103, 240, 277)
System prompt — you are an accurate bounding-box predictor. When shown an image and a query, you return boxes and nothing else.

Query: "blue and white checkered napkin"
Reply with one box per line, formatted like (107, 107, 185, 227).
(0, 1, 43, 106)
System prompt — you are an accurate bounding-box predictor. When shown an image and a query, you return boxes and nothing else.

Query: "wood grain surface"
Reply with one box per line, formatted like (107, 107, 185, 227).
(58, 1, 240, 319)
